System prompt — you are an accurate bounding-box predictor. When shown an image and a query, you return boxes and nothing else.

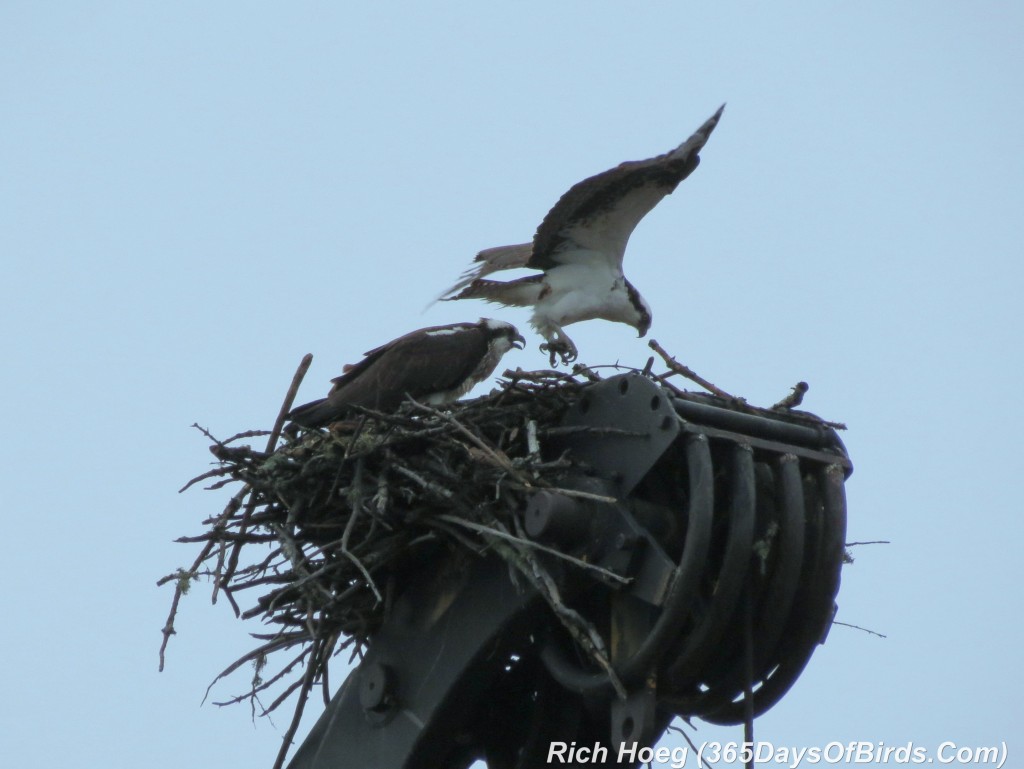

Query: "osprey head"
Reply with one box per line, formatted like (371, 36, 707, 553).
(624, 280, 653, 337)
(481, 318, 526, 350)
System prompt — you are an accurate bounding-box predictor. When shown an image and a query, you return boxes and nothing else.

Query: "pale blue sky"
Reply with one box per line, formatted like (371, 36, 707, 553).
(2, 3, 1021, 767)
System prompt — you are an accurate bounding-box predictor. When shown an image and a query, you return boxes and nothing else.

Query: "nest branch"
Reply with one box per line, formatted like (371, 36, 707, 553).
(648, 338, 741, 402)
(435, 514, 630, 585)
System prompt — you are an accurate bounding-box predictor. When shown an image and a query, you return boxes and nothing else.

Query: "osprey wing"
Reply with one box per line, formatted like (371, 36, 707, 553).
(529, 104, 725, 272)
(286, 333, 412, 426)
(325, 323, 490, 412)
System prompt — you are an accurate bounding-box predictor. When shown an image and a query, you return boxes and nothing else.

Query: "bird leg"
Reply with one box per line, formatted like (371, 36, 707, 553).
(539, 331, 578, 367)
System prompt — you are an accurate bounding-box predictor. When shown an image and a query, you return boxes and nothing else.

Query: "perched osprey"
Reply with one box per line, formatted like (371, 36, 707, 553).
(439, 105, 724, 365)
(288, 319, 525, 428)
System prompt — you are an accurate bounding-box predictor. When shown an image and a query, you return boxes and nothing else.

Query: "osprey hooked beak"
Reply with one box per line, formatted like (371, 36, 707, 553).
(512, 332, 526, 350)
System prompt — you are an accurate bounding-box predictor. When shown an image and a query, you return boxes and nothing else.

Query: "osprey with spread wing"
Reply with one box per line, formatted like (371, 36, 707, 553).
(439, 105, 724, 365)
(288, 319, 525, 428)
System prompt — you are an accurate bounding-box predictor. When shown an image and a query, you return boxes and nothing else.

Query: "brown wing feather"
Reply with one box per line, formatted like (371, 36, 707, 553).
(529, 104, 724, 271)
(288, 324, 493, 427)
(324, 325, 489, 412)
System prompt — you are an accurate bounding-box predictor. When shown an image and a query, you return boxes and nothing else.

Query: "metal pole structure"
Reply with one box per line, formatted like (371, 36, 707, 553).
(288, 374, 852, 769)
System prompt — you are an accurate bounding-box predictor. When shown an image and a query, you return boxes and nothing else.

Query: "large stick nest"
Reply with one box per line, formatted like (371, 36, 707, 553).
(160, 364, 638, 766)
(159, 347, 828, 768)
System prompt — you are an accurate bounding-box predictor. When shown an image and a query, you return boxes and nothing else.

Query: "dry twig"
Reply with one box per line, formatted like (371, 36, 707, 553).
(648, 338, 739, 402)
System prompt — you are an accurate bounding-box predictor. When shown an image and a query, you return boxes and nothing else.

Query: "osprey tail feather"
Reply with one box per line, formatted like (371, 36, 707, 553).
(436, 243, 534, 300)
(442, 274, 546, 307)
